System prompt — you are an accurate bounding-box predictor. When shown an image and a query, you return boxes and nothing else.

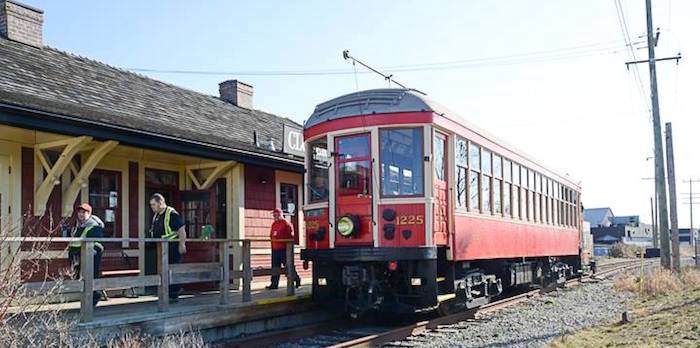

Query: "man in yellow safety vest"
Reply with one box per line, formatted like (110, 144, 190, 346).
(148, 193, 187, 303)
(68, 202, 104, 307)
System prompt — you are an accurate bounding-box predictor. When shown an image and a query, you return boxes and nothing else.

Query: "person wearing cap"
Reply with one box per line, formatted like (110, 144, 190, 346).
(267, 207, 301, 290)
(68, 202, 104, 307)
(148, 193, 187, 303)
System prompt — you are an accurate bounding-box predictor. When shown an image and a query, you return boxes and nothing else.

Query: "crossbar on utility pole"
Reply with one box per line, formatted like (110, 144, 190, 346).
(622, 0, 677, 269)
(665, 123, 680, 271)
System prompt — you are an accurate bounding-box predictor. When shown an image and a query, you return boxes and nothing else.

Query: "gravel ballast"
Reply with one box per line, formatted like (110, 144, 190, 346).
(392, 273, 634, 348)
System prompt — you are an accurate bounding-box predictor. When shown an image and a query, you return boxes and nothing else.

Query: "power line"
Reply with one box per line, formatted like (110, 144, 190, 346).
(125, 40, 628, 77)
(614, 0, 652, 121)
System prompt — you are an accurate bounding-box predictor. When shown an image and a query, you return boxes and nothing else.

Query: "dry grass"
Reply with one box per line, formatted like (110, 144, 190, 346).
(614, 267, 700, 297)
(0, 214, 207, 347)
(550, 285, 700, 347)
(609, 242, 644, 258)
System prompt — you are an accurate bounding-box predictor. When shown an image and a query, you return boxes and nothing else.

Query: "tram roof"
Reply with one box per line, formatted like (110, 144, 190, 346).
(306, 88, 580, 189)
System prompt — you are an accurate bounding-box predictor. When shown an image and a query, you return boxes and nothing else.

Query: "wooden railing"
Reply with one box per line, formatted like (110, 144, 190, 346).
(8, 237, 298, 323)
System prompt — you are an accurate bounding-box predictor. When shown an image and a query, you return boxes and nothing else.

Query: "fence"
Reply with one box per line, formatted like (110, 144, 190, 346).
(8, 237, 298, 323)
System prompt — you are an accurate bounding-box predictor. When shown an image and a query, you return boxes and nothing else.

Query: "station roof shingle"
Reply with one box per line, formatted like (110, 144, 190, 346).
(0, 37, 303, 168)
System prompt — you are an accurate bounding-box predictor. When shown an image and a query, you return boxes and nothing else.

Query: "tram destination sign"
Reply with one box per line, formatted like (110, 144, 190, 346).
(283, 124, 305, 157)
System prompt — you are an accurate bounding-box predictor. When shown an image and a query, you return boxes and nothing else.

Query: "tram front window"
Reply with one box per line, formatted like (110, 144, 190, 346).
(308, 137, 330, 203)
(380, 128, 424, 196)
(336, 133, 372, 198)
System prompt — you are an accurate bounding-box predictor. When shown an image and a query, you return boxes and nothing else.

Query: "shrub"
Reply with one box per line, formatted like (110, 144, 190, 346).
(609, 242, 644, 258)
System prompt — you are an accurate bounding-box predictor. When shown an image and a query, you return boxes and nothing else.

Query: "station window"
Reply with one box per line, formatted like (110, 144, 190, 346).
(336, 134, 371, 198)
(380, 128, 424, 196)
(513, 163, 520, 186)
(308, 137, 330, 203)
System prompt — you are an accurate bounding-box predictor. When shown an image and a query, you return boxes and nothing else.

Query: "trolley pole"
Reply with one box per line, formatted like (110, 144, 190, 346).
(665, 123, 680, 271)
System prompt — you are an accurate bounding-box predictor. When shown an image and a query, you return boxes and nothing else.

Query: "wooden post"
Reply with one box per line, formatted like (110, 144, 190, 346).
(286, 242, 295, 296)
(157, 241, 169, 312)
(219, 240, 231, 305)
(79, 241, 94, 323)
(242, 240, 252, 302)
(665, 122, 681, 271)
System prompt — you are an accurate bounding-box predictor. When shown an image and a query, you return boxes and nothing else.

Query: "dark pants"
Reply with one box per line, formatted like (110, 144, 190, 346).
(68, 247, 102, 305)
(144, 243, 157, 294)
(270, 249, 300, 288)
(168, 242, 181, 299)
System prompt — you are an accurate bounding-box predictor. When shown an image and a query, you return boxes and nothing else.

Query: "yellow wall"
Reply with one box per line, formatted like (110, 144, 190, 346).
(0, 124, 300, 266)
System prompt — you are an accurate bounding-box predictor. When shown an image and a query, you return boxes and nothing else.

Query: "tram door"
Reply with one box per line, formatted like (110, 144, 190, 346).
(433, 133, 448, 245)
(334, 133, 374, 246)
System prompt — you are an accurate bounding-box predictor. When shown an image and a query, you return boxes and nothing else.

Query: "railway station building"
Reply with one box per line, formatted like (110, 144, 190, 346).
(0, 1, 306, 284)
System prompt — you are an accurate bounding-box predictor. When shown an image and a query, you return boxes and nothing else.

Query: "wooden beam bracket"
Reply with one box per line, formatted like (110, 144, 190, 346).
(185, 161, 236, 190)
(62, 140, 118, 216)
(34, 136, 92, 216)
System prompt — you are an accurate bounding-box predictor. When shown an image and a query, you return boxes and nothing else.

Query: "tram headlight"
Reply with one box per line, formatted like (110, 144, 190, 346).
(337, 216, 355, 237)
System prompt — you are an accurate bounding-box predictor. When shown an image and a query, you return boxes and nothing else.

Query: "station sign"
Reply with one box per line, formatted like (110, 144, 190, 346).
(283, 124, 305, 157)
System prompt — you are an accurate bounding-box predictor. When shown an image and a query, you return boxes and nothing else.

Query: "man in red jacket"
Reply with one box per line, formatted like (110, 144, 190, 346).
(267, 208, 301, 289)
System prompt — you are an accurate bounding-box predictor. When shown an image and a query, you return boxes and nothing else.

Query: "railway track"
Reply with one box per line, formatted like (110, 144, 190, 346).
(221, 258, 652, 348)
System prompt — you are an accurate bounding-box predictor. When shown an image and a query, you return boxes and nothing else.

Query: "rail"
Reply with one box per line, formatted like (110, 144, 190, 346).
(6, 237, 298, 323)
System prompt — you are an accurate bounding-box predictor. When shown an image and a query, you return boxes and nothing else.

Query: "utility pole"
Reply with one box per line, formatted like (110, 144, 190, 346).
(665, 123, 680, 271)
(682, 178, 700, 266)
(650, 196, 658, 248)
(626, 0, 682, 269)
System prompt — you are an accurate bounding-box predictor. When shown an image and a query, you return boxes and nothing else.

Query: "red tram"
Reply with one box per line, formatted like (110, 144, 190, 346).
(301, 89, 588, 316)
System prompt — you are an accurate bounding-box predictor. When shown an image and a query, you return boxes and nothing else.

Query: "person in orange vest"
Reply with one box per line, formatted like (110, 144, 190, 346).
(266, 208, 301, 290)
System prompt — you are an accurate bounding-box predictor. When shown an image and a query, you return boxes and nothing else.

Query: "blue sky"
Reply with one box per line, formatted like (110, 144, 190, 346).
(31, 0, 699, 227)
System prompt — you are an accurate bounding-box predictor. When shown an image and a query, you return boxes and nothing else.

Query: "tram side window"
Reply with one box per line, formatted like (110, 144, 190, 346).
(513, 163, 520, 219)
(380, 128, 423, 196)
(481, 150, 492, 214)
(456, 138, 468, 208)
(308, 137, 330, 203)
(493, 155, 502, 215)
(468, 142, 480, 212)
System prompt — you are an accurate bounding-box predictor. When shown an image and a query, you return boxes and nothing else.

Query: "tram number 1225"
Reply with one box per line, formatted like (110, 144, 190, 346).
(397, 215, 424, 225)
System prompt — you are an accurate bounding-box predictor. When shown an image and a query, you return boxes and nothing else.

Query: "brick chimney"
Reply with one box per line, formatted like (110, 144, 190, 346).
(219, 80, 253, 109)
(0, 0, 43, 48)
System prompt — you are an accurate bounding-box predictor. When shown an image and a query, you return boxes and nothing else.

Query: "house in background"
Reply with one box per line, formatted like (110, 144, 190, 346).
(584, 208, 653, 247)
(583, 207, 614, 228)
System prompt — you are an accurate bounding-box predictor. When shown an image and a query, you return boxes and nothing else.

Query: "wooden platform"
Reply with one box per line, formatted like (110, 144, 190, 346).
(64, 283, 315, 337)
